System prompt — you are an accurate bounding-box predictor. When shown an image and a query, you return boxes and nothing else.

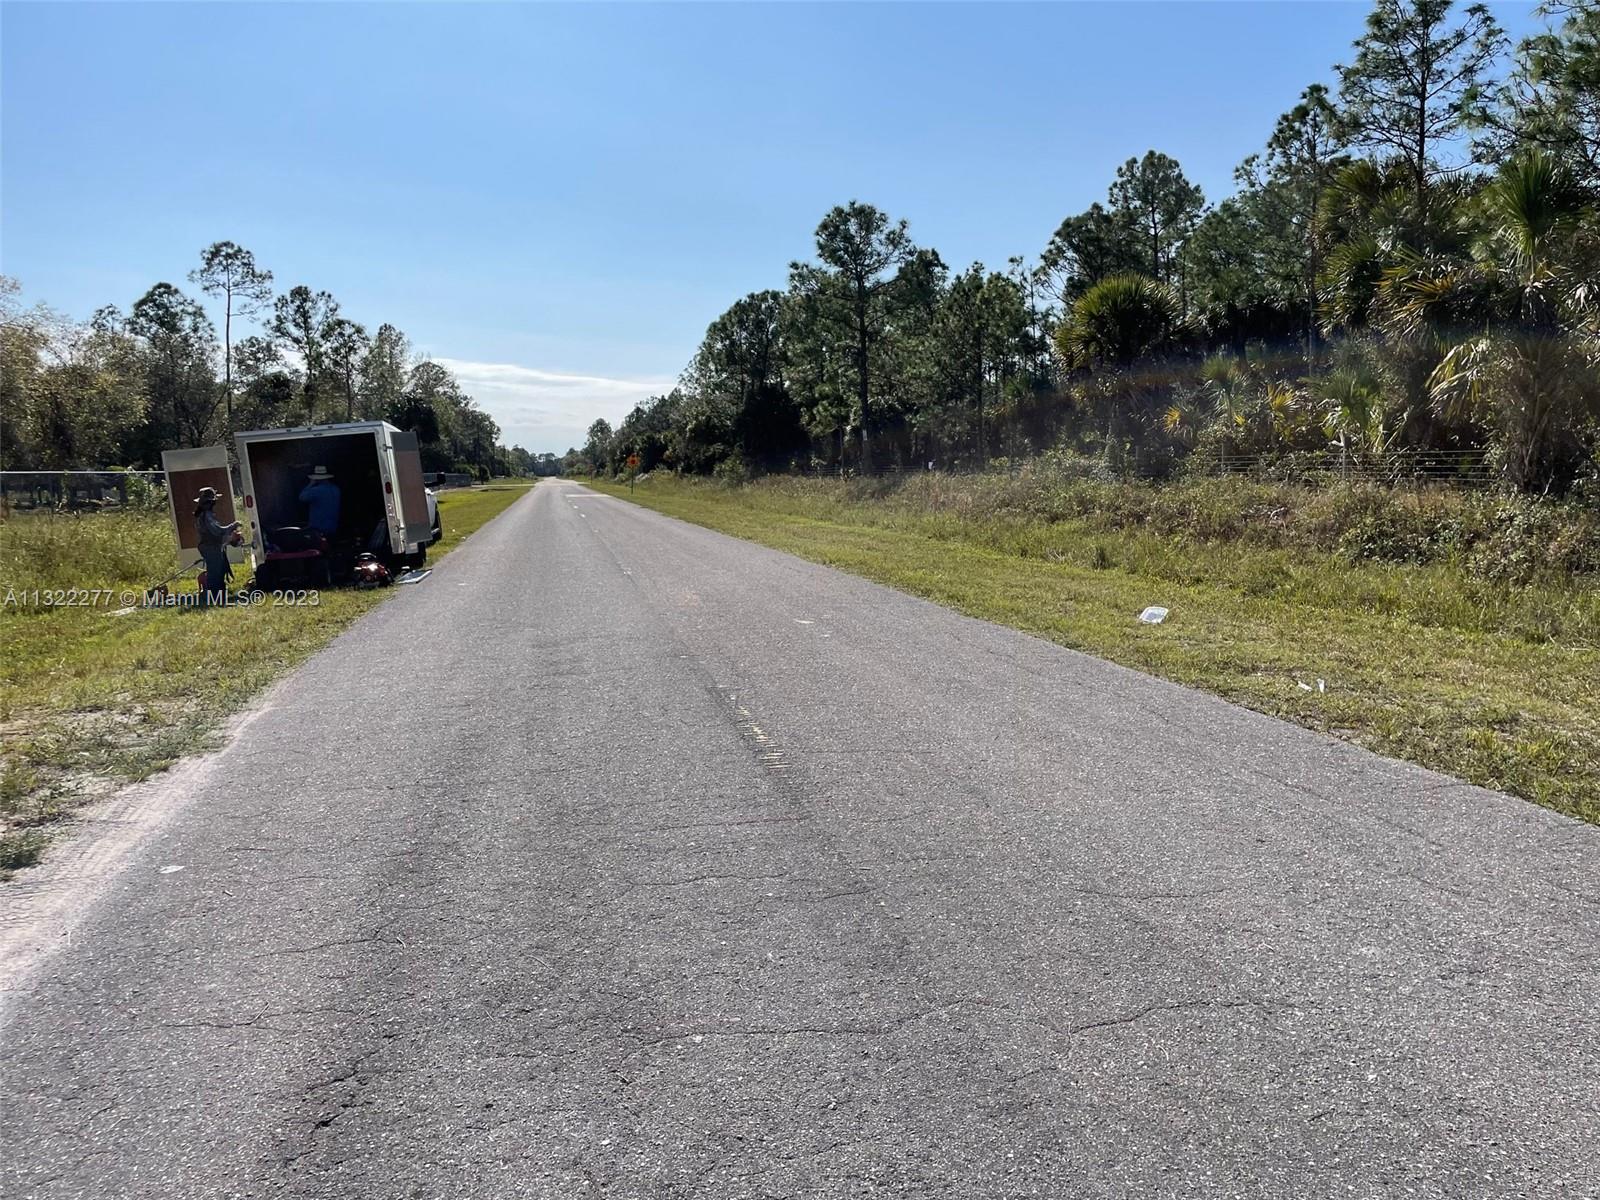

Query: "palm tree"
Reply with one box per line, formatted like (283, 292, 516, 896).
(1313, 344, 1397, 456)
(1380, 151, 1600, 490)
(1316, 159, 1496, 453)
(1198, 353, 1255, 428)
(1054, 273, 1193, 467)
(1054, 273, 1188, 369)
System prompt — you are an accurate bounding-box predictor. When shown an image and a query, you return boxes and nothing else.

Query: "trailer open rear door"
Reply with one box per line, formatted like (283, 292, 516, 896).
(162, 446, 239, 568)
(390, 432, 434, 546)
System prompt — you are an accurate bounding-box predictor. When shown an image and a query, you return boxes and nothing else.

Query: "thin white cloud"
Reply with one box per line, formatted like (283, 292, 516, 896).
(432, 357, 676, 452)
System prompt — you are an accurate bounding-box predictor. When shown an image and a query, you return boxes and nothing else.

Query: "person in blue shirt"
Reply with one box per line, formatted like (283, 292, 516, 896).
(299, 466, 342, 537)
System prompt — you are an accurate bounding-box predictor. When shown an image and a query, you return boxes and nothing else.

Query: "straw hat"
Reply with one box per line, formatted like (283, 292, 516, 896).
(307, 466, 336, 481)
(194, 486, 220, 504)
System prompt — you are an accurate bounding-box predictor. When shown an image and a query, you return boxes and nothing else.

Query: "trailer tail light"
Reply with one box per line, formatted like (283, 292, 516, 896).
(244, 495, 254, 508)
(384, 482, 393, 494)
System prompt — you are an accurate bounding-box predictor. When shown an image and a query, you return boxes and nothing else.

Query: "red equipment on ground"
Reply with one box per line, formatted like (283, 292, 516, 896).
(351, 552, 393, 589)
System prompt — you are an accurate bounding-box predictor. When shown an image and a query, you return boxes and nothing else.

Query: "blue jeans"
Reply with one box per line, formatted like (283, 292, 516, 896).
(199, 546, 231, 606)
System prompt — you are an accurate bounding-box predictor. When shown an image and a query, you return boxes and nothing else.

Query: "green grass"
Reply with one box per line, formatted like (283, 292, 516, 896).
(0, 481, 537, 877)
(587, 474, 1600, 826)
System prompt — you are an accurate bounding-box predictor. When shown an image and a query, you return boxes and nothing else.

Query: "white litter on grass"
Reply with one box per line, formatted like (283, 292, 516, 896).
(158, 865, 185, 875)
(1138, 606, 1169, 625)
(108, 606, 139, 617)
(1296, 678, 1330, 693)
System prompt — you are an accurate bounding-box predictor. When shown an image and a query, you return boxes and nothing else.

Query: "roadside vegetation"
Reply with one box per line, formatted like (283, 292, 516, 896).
(566, 1, 1599, 507)
(0, 483, 535, 878)
(590, 471, 1599, 825)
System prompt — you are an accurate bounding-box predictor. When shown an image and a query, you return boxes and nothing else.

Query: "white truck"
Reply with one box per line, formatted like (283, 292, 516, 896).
(162, 420, 441, 589)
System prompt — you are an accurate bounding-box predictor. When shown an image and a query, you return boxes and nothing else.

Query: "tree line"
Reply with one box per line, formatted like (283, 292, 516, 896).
(0, 247, 548, 478)
(576, 0, 1599, 494)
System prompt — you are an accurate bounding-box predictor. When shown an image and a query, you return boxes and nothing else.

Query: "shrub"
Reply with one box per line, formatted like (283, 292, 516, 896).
(115, 468, 169, 513)
(711, 457, 750, 487)
(1463, 495, 1600, 583)
(1029, 448, 1117, 485)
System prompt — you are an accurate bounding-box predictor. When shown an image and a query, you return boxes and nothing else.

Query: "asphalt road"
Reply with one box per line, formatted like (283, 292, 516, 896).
(3, 479, 1597, 1199)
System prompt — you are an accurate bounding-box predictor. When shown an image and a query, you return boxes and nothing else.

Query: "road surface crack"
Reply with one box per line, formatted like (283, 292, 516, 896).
(1070, 995, 1303, 1036)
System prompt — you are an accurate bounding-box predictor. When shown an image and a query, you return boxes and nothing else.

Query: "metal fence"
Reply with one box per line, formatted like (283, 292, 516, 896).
(1188, 449, 1495, 487)
(0, 470, 170, 513)
(0, 468, 497, 518)
(790, 448, 1497, 487)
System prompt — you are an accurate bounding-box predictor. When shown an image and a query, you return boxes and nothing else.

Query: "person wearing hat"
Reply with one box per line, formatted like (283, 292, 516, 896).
(193, 486, 241, 607)
(299, 465, 342, 538)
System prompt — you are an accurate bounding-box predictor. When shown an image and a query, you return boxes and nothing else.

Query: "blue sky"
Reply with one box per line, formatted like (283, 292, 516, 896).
(2, 1, 1545, 453)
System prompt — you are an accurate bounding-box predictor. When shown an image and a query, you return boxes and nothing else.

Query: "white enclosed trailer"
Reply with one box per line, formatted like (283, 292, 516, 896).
(161, 421, 439, 584)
